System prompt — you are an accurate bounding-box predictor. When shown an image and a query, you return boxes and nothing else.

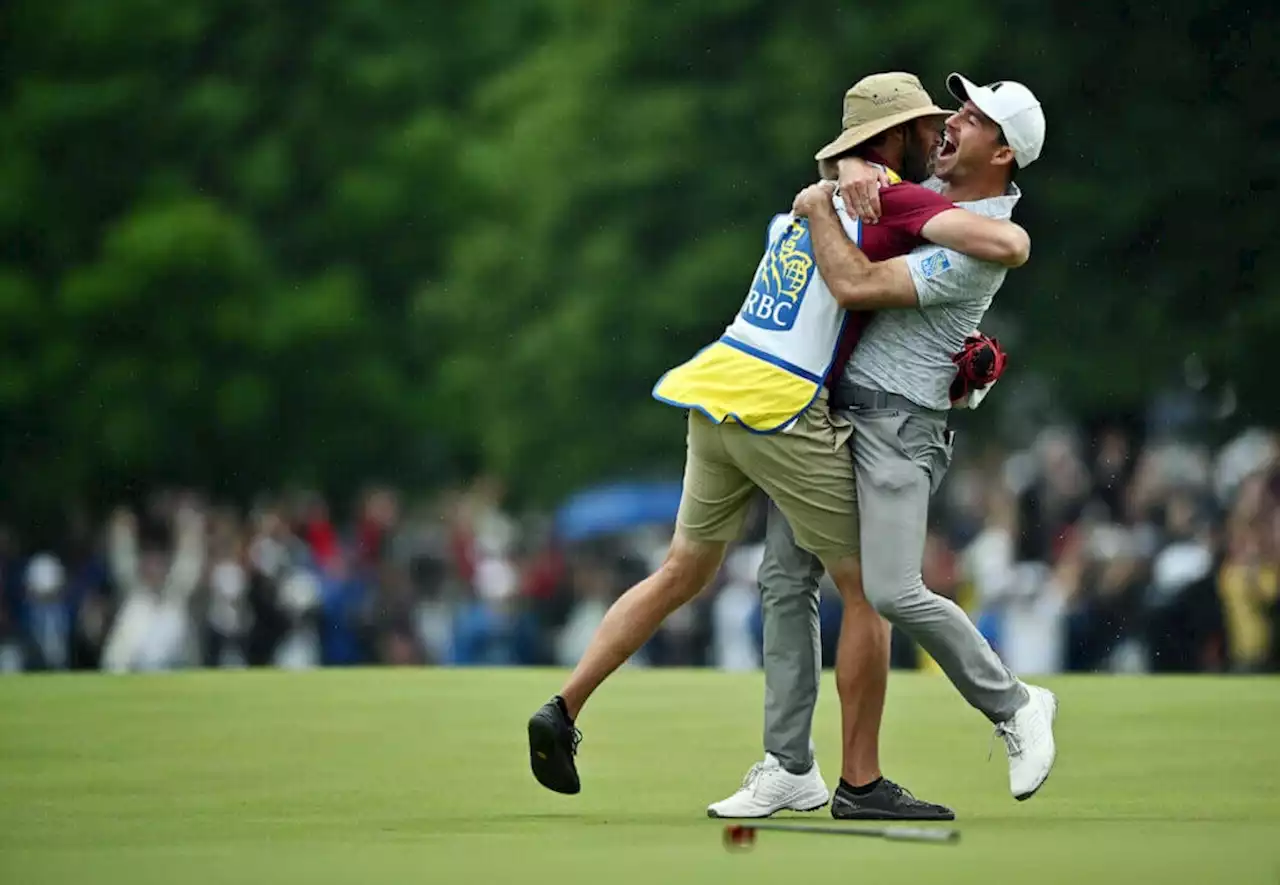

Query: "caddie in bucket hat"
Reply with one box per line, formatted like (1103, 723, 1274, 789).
(815, 72, 951, 180)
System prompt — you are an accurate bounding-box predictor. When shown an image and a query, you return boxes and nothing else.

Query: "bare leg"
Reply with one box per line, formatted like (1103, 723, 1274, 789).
(827, 555, 890, 787)
(836, 596, 890, 785)
(560, 531, 726, 718)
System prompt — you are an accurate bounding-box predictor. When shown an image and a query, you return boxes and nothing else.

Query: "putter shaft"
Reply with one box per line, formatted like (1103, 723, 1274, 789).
(739, 822, 959, 843)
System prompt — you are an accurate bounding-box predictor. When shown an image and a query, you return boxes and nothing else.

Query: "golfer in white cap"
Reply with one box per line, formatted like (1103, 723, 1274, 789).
(711, 73, 1058, 820)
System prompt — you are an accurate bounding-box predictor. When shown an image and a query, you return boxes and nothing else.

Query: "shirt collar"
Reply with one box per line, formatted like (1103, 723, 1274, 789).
(862, 150, 901, 179)
(952, 182, 1022, 219)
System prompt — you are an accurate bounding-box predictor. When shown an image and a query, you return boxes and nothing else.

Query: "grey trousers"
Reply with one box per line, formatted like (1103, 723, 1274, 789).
(760, 404, 1027, 774)
(759, 503, 825, 774)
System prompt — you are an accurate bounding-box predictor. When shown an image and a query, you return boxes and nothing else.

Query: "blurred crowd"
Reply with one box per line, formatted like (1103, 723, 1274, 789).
(2, 425, 1278, 676)
(941, 424, 1280, 674)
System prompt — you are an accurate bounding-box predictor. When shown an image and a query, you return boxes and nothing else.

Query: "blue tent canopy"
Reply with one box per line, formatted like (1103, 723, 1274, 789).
(554, 481, 683, 543)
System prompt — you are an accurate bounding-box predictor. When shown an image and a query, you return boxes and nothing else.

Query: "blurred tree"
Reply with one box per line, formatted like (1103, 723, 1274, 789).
(996, 2, 1279, 431)
(0, 0, 545, 514)
(0, 0, 1274, 513)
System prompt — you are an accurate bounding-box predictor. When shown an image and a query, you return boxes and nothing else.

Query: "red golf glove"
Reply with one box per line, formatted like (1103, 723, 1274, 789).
(950, 332, 1007, 407)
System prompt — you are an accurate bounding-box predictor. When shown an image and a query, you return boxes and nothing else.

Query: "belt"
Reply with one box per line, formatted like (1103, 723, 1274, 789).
(831, 384, 945, 418)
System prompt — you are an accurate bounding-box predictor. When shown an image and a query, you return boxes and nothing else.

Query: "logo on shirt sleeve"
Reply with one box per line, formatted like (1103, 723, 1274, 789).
(918, 250, 953, 279)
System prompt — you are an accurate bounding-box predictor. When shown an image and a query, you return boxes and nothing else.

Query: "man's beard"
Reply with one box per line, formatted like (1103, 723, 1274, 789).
(901, 133, 936, 183)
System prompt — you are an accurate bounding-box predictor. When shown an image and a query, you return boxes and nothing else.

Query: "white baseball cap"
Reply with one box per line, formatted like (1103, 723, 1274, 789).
(946, 73, 1045, 168)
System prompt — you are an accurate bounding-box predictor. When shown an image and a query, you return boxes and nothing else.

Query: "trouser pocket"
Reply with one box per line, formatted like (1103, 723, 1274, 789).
(898, 415, 953, 495)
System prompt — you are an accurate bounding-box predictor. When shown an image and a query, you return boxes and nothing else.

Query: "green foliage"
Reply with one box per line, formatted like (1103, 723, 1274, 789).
(0, 0, 1272, 513)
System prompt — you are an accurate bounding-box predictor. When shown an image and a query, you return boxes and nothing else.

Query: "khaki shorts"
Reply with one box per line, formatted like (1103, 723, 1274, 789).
(676, 393, 859, 559)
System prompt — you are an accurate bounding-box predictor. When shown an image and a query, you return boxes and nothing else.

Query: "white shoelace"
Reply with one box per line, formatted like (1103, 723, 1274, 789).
(739, 762, 768, 794)
(989, 723, 1022, 761)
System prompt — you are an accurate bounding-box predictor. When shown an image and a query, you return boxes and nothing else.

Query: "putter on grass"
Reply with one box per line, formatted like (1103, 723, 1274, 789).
(723, 821, 959, 850)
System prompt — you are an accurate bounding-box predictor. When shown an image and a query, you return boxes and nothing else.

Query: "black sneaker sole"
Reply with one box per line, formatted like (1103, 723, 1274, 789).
(832, 804, 956, 822)
(528, 712, 580, 795)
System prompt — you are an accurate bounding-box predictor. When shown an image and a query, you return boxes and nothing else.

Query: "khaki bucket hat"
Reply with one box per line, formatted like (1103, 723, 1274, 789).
(814, 72, 952, 176)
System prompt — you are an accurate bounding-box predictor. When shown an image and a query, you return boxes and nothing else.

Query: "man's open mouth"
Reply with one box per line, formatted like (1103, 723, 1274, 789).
(939, 134, 958, 158)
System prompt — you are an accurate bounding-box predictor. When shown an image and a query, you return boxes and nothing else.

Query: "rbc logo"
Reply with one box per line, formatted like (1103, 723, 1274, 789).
(740, 219, 815, 331)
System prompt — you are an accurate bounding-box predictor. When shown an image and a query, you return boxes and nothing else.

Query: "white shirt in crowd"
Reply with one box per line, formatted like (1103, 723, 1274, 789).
(964, 525, 1066, 675)
(713, 544, 765, 671)
(100, 512, 205, 674)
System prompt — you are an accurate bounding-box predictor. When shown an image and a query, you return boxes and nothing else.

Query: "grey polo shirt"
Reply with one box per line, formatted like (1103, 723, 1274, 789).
(839, 180, 1022, 410)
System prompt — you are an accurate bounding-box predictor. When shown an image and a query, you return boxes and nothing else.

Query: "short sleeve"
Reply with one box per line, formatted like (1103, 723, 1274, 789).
(878, 183, 954, 238)
(906, 246, 1006, 307)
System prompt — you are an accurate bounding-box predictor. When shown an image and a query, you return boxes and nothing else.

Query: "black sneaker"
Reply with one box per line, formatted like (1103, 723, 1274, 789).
(527, 698, 582, 794)
(831, 778, 955, 821)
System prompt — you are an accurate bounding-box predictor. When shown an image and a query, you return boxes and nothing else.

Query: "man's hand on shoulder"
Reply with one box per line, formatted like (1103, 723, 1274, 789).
(836, 157, 891, 224)
(792, 180, 837, 218)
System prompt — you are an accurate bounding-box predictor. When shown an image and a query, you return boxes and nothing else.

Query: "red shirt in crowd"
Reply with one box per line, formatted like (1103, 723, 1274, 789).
(824, 155, 955, 391)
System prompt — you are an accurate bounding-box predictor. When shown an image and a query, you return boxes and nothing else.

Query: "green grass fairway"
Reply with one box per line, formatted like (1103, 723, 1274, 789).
(2, 670, 1279, 884)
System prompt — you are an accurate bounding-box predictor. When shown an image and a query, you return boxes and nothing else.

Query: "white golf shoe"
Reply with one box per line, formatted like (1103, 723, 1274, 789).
(994, 684, 1058, 800)
(706, 753, 830, 818)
